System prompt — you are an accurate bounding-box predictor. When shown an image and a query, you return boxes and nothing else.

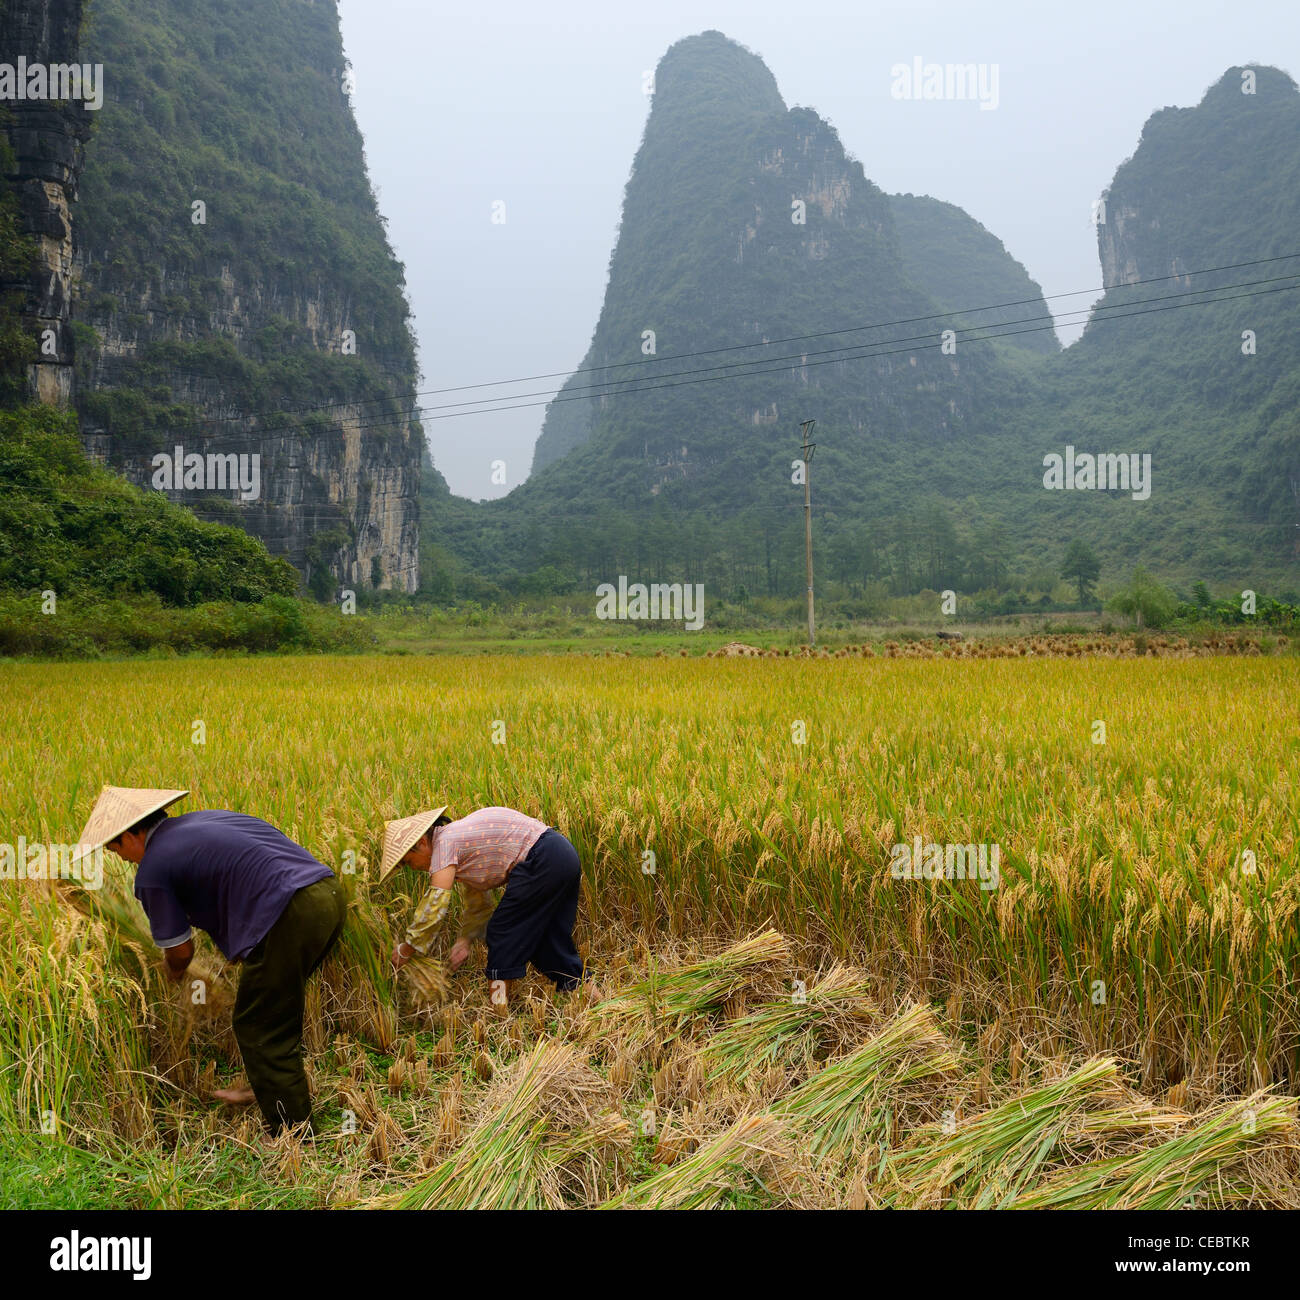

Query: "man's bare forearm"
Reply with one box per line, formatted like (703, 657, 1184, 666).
(163, 939, 194, 982)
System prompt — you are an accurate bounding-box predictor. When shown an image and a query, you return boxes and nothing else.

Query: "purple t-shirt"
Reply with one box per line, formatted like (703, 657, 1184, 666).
(134, 811, 333, 961)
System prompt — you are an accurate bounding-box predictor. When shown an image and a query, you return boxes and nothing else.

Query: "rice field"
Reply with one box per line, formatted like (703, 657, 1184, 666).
(1, 652, 1297, 1208)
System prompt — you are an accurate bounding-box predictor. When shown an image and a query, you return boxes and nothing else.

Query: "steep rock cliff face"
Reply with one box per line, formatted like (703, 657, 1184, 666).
(0, 0, 91, 405)
(67, 0, 422, 594)
(1094, 66, 1300, 292)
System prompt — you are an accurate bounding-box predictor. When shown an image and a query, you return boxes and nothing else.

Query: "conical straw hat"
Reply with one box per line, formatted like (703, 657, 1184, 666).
(72, 785, 189, 863)
(379, 806, 448, 883)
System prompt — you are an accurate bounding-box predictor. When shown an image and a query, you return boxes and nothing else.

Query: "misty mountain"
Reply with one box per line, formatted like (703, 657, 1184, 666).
(442, 34, 1298, 594)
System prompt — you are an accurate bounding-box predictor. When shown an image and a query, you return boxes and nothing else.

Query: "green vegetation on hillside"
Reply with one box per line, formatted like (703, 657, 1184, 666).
(447, 47, 1299, 599)
(0, 404, 295, 602)
(75, 0, 415, 368)
(1024, 65, 1300, 575)
(889, 193, 1058, 356)
(0, 404, 368, 656)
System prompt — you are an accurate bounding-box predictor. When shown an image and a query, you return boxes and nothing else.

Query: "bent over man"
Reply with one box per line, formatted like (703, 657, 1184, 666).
(75, 785, 346, 1136)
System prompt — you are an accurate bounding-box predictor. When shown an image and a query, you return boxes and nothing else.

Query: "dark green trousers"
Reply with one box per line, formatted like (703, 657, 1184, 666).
(231, 875, 346, 1135)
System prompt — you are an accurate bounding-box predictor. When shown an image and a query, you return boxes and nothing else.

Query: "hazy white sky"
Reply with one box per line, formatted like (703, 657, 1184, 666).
(337, 0, 1299, 500)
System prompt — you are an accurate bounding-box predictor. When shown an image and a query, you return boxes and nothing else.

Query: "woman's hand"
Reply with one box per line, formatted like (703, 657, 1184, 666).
(391, 940, 414, 972)
(449, 938, 471, 970)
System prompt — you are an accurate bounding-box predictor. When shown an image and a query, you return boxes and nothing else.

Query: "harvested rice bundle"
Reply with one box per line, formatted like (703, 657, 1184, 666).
(603, 1113, 812, 1209)
(1011, 1092, 1297, 1209)
(773, 1002, 960, 1164)
(548, 1111, 641, 1206)
(388, 1039, 630, 1209)
(159, 952, 239, 1079)
(694, 965, 880, 1094)
(588, 931, 792, 1047)
(888, 1056, 1136, 1209)
(176, 956, 234, 1017)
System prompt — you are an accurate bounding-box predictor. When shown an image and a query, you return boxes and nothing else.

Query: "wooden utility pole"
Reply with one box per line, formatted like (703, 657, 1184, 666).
(800, 419, 816, 646)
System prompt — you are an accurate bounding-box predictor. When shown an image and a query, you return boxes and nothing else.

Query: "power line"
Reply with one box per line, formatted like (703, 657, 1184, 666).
(83, 251, 1300, 439)
(209, 273, 1300, 443)
(403, 272, 1300, 416)
(341, 276, 1300, 434)
(410, 251, 1300, 399)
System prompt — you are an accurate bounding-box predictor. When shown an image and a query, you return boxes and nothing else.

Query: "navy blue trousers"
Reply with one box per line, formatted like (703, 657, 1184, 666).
(485, 829, 585, 989)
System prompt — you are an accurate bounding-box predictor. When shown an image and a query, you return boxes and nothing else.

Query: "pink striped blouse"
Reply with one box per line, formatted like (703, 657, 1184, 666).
(431, 806, 549, 889)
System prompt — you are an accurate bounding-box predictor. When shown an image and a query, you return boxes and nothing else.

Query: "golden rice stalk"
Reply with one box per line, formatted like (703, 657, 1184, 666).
(366, 1111, 404, 1168)
(408, 1057, 431, 1097)
(587, 931, 793, 1047)
(694, 965, 880, 1093)
(382, 1040, 627, 1209)
(429, 1028, 455, 1069)
(434, 1075, 462, 1153)
(1011, 1092, 1297, 1209)
(887, 1056, 1135, 1209)
(602, 1113, 812, 1209)
(337, 1081, 379, 1130)
(275, 1131, 304, 1183)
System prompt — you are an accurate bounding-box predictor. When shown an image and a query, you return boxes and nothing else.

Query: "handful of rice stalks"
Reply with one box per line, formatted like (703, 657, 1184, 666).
(694, 965, 881, 1094)
(399, 955, 451, 1009)
(603, 1113, 815, 1209)
(587, 930, 792, 1047)
(385, 1039, 630, 1209)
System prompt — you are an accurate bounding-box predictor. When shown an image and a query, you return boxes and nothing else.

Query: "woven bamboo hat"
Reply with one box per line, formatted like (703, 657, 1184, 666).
(72, 785, 189, 863)
(379, 806, 448, 883)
